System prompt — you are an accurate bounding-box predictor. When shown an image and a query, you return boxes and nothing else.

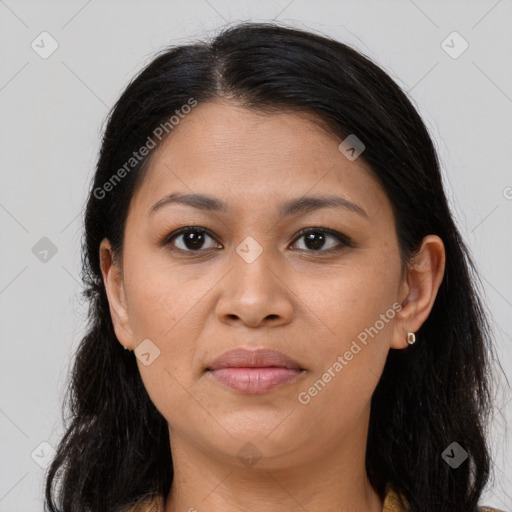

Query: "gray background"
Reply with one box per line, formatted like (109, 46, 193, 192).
(0, 0, 511, 510)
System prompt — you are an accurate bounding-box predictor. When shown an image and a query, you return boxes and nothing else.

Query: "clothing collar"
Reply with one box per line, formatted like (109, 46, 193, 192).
(382, 484, 409, 511)
(125, 485, 408, 511)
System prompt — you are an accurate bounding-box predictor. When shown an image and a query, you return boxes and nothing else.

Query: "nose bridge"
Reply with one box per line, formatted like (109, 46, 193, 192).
(232, 233, 279, 295)
(235, 234, 267, 266)
(215, 233, 293, 326)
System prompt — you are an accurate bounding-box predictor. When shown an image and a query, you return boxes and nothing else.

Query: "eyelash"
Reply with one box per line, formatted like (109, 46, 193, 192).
(161, 226, 353, 256)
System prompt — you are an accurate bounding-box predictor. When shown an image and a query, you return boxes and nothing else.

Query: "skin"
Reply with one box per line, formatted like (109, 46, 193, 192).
(100, 100, 445, 512)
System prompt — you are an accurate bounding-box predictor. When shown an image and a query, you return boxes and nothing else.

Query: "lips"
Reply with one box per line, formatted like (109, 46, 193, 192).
(206, 348, 306, 394)
(206, 347, 304, 371)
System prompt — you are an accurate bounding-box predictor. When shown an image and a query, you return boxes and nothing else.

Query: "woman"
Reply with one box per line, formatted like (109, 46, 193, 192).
(45, 22, 504, 512)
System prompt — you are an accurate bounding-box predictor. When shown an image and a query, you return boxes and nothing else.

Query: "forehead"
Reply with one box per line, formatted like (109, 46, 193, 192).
(150, 100, 341, 169)
(129, 100, 389, 219)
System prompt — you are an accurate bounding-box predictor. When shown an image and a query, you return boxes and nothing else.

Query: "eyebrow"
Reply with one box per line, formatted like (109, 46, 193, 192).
(149, 192, 368, 219)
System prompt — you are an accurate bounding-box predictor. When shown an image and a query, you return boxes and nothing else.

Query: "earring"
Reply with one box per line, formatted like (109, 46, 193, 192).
(407, 332, 416, 345)
(123, 345, 133, 352)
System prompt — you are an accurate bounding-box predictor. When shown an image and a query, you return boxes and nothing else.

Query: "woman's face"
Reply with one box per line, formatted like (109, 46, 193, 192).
(101, 100, 417, 469)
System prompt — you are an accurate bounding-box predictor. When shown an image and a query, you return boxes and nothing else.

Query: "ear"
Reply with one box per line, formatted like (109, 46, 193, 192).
(99, 238, 133, 350)
(390, 235, 446, 349)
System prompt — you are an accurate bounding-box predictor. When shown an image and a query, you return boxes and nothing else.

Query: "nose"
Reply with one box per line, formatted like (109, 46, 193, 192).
(215, 248, 294, 329)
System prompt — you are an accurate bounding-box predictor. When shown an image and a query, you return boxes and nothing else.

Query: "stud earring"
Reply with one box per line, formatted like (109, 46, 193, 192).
(407, 332, 416, 345)
(123, 345, 133, 352)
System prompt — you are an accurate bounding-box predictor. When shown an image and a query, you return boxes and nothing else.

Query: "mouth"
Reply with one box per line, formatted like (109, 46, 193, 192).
(205, 347, 306, 394)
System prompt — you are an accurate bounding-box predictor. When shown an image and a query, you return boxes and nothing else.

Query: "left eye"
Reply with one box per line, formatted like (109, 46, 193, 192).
(164, 227, 350, 253)
(290, 228, 350, 253)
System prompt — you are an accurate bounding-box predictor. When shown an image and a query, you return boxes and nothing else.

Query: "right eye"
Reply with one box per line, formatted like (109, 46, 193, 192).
(163, 227, 222, 253)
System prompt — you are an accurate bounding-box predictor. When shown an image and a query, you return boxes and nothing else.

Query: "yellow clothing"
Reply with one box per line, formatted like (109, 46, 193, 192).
(121, 486, 504, 511)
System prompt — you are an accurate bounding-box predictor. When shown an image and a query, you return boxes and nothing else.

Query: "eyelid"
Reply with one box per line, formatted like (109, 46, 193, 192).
(162, 226, 352, 254)
(291, 227, 353, 250)
(162, 226, 220, 250)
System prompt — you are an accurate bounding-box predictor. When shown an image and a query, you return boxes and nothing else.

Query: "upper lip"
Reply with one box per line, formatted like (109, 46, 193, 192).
(206, 348, 304, 371)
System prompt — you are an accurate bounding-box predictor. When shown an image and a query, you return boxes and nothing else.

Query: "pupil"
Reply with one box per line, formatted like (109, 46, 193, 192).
(305, 232, 325, 250)
(185, 231, 204, 250)
(182, 231, 326, 251)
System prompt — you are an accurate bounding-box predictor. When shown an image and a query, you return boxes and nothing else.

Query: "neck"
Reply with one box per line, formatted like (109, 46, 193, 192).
(164, 405, 383, 512)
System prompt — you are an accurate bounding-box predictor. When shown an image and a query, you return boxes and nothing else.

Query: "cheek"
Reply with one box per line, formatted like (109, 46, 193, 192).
(126, 264, 202, 425)
(299, 258, 400, 353)
(292, 280, 397, 443)
(123, 250, 199, 340)
(293, 251, 401, 417)
(122, 246, 223, 384)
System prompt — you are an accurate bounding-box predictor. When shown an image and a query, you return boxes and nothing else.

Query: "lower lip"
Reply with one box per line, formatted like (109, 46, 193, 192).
(208, 367, 304, 393)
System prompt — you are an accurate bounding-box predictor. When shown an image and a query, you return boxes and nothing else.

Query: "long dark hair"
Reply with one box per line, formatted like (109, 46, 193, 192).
(45, 22, 497, 512)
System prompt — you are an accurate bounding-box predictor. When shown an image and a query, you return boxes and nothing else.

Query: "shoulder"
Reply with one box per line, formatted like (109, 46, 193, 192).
(382, 486, 409, 512)
(119, 495, 164, 512)
(121, 491, 506, 512)
(382, 486, 507, 512)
